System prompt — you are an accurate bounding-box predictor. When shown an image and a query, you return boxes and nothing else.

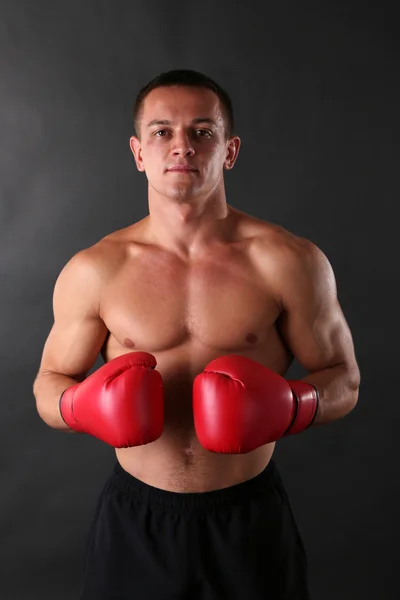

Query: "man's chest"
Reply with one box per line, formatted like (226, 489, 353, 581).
(100, 255, 282, 353)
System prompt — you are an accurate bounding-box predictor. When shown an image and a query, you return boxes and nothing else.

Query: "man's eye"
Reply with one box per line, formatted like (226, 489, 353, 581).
(153, 129, 211, 138)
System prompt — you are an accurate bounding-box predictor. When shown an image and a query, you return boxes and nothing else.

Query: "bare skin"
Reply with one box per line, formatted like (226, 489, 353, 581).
(33, 85, 360, 493)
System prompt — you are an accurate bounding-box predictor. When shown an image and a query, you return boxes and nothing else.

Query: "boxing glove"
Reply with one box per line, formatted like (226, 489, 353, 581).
(193, 354, 318, 454)
(60, 352, 164, 448)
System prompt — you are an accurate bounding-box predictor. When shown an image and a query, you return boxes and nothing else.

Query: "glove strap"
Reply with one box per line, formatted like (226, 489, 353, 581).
(284, 381, 319, 436)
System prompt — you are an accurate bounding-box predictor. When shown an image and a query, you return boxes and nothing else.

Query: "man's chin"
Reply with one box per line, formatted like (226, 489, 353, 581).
(149, 179, 207, 203)
(162, 186, 201, 202)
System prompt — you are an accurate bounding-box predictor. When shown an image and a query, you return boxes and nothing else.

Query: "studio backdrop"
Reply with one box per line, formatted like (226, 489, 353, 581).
(0, 1, 398, 599)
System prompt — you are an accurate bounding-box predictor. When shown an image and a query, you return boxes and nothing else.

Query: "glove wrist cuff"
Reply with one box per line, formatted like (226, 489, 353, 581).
(59, 384, 85, 432)
(285, 381, 319, 436)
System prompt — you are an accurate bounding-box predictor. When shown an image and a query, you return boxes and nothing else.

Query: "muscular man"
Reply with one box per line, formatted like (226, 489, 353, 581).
(33, 69, 360, 600)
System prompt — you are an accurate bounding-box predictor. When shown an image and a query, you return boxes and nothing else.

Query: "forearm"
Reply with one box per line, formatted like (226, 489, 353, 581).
(33, 371, 79, 431)
(301, 362, 360, 426)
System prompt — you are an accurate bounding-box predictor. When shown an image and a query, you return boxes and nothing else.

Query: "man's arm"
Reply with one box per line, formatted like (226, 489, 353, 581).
(276, 238, 360, 426)
(33, 248, 109, 430)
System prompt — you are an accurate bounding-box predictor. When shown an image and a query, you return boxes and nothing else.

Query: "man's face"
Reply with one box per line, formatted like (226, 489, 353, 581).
(130, 86, 240, 202)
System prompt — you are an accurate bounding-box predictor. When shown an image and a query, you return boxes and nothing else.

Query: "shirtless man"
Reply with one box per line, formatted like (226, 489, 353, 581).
(33, 69, 360, 600)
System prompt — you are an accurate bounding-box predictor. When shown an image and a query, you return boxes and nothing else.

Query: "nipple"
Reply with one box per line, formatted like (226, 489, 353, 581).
(246, 333, 258, 344)
(124, 338, 136, 349)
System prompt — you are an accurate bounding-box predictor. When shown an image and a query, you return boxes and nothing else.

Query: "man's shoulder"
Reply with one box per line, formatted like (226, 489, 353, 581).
(77, 219, 147, 263)
(62, 225, 138, 281)
(237, 209, 317, 260)
(236, 212, 330, 289)
(99, 218, 147, 246)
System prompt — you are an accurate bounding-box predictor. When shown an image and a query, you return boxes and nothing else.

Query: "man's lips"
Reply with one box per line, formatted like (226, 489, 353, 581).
(167, 165, 198, 172)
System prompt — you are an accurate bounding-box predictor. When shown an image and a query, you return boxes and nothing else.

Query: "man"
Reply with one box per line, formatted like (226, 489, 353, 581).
(33, 69, 360, 599)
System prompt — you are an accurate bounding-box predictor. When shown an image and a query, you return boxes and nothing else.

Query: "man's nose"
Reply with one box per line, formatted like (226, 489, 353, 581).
(172, 133, 195, 156)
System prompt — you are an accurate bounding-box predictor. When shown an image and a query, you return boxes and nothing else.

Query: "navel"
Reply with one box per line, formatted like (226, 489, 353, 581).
(124, 337, 136, 349)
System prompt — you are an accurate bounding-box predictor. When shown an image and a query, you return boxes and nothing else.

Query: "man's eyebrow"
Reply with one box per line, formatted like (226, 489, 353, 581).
(146, 118, 217, 128)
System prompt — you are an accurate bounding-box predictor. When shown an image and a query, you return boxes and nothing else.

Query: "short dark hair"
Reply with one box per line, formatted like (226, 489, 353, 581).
(133, 69, 234, 139)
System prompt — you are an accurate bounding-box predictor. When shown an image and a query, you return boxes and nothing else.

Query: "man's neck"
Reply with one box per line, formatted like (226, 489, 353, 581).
(145, 190, 232, 259)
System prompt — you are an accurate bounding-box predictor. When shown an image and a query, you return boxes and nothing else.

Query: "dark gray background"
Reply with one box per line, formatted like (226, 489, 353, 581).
(1, 1, 398, 598)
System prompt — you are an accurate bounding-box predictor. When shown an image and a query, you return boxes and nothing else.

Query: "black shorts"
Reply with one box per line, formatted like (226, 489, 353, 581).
(79, 460, 310, 600)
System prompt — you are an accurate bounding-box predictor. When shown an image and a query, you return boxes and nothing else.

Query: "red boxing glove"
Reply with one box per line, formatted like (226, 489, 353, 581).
(60, 352, 164, 448)
(193, 354, 319, 454)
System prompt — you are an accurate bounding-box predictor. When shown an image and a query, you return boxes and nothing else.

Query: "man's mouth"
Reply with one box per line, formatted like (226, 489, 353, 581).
(167, 165, 198, 172)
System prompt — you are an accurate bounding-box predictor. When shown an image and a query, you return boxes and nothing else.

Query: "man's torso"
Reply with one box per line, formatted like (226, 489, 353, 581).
(90, 207, 297, 492)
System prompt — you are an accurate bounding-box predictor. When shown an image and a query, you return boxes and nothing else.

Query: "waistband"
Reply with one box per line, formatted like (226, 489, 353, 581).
(111, 459, 279, 513)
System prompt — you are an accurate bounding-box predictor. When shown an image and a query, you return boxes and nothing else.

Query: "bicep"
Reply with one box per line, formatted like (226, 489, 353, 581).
(38, 250, 109, 380)
(277, 242, 357, 373)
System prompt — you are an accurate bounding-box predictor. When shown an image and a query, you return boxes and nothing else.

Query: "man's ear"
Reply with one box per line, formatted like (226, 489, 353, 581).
(224, 136, 241, 170)
(130, 136, 145, 172)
